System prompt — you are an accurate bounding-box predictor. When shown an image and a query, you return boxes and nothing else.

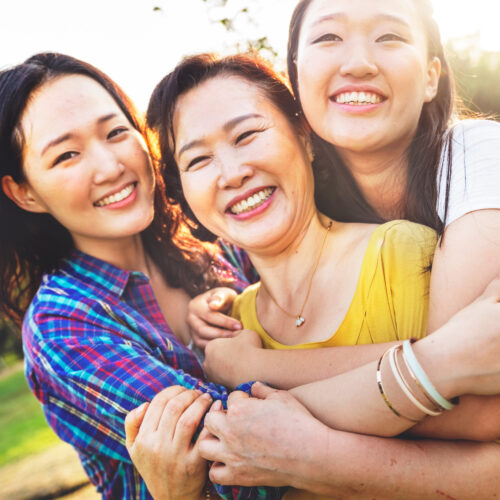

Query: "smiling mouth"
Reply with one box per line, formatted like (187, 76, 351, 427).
(228, 187, 275, 215)
(94, 182, 137, 207)
(332, 91, 383, 105)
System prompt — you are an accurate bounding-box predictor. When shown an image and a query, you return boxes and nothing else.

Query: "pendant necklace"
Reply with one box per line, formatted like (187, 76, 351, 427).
(264, 220, 332, 327)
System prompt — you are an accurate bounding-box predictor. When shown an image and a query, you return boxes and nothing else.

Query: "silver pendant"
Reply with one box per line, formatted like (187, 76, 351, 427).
(296, 316, 305, 327)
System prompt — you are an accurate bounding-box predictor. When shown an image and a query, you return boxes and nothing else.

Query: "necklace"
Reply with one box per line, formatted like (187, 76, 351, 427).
(264, 220, 332, 327)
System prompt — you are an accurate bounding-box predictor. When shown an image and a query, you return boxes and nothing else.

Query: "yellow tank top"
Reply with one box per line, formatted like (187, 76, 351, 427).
(231, 220, 437, 500)
(231, 220, 437, 349)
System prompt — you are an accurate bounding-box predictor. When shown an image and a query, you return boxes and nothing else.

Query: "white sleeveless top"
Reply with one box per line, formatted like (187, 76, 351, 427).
(437, 119, 500, 227)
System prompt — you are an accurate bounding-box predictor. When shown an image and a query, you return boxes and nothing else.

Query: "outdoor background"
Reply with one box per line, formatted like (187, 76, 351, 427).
(1, 1, 499, 499)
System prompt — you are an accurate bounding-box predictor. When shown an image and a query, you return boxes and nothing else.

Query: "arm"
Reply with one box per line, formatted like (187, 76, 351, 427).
(204, 331, 398, 389)
(289, 283, 500, 437)
(200, 386, 500, 499)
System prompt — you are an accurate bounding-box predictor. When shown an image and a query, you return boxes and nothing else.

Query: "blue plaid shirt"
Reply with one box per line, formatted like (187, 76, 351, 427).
(23, 249, 281, 499)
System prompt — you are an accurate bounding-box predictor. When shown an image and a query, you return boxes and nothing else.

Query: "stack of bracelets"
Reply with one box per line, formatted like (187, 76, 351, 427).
(377, 339, 456, 421)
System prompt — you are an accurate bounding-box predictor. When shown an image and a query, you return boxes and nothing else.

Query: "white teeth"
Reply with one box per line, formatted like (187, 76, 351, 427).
(335, 91, 382, 105)
(95, 183, 135, 207)
(229, 188, 274, 215)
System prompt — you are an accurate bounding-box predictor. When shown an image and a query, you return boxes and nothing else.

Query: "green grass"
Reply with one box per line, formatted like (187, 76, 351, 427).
(0, 364, 60, 466)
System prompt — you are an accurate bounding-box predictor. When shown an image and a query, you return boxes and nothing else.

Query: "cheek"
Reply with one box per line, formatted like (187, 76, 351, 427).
(180, 173, 215, 219)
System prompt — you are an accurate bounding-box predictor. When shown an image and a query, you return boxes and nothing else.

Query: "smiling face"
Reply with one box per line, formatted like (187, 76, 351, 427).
(16, 74, 155, 254)
(295, 0, 440, 158)
(173, 75, 316, 255)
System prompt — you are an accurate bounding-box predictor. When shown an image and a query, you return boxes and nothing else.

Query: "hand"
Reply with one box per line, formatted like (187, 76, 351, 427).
(187, 288, 242, 349)
(416, 277, 500, 397)
(198, 382, 328, 489)
(203, 330, 263, 388)
(125, 386, 213, 500)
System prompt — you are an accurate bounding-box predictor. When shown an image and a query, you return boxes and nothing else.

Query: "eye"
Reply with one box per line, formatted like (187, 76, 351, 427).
(52, 151, 79, 166)
(376, 33, 407, 43)
(186, 155, 211, 171)
(107, 126, 129, 139)
(311, 33, 342, 44)
(235, 128, 266, 145)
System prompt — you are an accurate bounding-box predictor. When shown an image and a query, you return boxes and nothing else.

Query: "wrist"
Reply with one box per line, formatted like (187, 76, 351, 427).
(412, 331, 463, 399)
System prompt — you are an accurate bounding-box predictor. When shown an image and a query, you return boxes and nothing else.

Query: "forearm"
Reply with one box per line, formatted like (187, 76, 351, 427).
(213, 342, 397, 390)
(291, 428, 500, 499)
(289, 327, 499, 438)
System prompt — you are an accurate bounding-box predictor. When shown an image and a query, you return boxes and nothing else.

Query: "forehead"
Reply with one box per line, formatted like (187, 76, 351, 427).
(173, 75, 278, 137)
(21, 74, 123, 153)
(302, 0, 422, 31)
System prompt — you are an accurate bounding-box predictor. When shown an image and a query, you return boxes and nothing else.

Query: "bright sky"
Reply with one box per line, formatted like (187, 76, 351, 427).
(1, 0, 499, 110)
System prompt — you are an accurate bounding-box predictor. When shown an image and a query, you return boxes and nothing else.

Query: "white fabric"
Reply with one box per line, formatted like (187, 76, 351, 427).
(437, 119, 500, 227)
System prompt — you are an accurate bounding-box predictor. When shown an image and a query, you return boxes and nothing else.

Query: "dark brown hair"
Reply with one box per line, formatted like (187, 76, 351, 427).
(0, 52, 220, 324)
(146, 52, 305, 239)
(287, 0, 456, 231)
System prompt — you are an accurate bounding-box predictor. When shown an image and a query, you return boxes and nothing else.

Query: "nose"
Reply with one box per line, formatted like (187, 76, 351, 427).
(339, 39, 378, 78)
(91, 143, 125, 185)
(216, 154, 254, 190)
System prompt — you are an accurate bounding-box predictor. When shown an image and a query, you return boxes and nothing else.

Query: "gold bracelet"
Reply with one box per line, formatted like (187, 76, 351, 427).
(376, 347, 420, 422)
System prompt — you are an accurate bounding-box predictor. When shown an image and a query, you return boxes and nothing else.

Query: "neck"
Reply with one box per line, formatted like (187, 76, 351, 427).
(338, 147, 408, 220)
(74, 234, 151, 275)
(249, 211, 332, 309)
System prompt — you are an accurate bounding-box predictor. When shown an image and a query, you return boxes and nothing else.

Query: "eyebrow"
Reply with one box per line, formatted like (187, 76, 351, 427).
(311, 12, 411, 29)
(41, 112, 118, 156)
(177, 113, 263, 158)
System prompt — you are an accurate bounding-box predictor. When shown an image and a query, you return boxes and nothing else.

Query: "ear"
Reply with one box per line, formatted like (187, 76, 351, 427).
(1, 175, 47, 213)
(424, 56, 441, 103)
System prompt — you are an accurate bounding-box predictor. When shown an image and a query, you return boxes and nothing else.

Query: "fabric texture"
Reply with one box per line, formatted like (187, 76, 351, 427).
(23, 249, 280, 500)
(231, 220, 437, 350)
(437, 119, 500, 227)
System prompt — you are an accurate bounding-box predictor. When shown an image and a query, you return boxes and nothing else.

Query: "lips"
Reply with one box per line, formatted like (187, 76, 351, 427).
(94, 182, 137, 207)
(227, 187, 275, 215)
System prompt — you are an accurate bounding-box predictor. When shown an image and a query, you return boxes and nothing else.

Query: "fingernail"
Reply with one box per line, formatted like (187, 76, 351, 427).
(210, 295, 223, 307)
(211, 400, 223, 411)
(202, 392, 213, 401)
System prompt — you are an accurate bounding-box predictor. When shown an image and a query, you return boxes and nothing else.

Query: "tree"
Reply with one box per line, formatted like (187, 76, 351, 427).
(447, 36, 500, 118)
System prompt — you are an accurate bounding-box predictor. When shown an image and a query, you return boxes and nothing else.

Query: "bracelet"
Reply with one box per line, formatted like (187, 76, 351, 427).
(376, 347, 420, 422)
(205, 485, 211, 500)
(389, 345, 442, 416)
(402, 340, 455, 411)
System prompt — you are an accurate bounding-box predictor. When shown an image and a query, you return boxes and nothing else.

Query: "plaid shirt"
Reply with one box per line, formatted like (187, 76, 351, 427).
(23, 249, 281, 500)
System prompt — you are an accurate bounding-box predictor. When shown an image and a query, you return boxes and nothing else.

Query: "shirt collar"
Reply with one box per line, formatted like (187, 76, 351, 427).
(59, 249, 150, 298)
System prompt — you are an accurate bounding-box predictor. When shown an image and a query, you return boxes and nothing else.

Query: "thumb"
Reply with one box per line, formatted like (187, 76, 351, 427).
(124, 402, 149, 448)
(208, 288, 237, 312)
(251, 381, 278, 399)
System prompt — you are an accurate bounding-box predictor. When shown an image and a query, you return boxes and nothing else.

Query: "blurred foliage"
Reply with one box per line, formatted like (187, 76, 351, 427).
(0, 365, 59, 465)
(447, 35, 500, 118)
(154, 0, 278, 61)
(0, 315, 22, 365)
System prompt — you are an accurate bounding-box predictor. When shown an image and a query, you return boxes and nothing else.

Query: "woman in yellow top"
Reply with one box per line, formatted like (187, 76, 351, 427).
(123, 52, 500, 500)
